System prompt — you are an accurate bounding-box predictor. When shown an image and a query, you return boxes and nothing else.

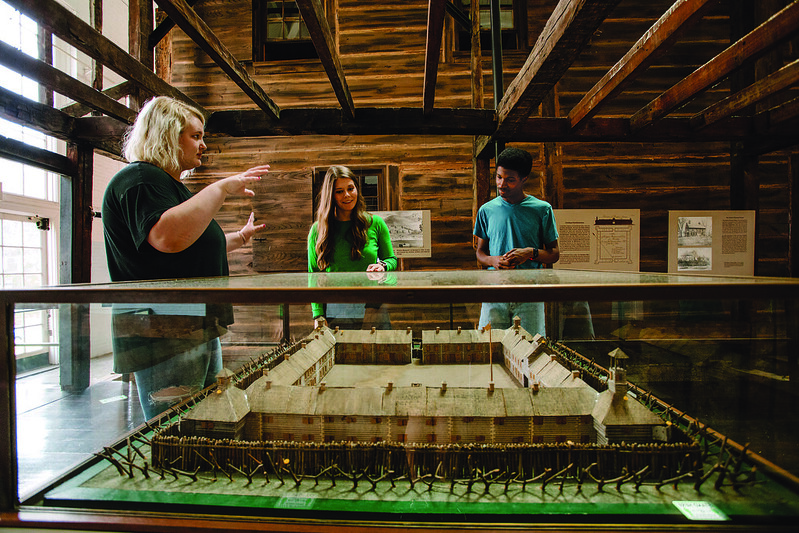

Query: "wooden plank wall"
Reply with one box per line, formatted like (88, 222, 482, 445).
(165, 0, 797, 351)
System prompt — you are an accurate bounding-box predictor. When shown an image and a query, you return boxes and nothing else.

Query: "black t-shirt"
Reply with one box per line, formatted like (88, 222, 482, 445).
(102, 161, 229, 281)
(102, 161, 232, 373)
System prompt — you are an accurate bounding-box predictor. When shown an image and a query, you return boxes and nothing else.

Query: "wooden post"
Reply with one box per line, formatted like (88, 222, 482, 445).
(37, 27, 53, 107)
(470, 0, 484, 110)
(129, 0, 154, 111)
(62, 143, 93, 285)
(472, 156, 491, 262)
(541, 86, 564, 210)
(541, 86, 563, 338)
(489, 0, 504, 159)
(729, 0, 759, 274)
(790, 154, 799, 277)
(154, 8, 173, 83)
(91, 0, 103, 115)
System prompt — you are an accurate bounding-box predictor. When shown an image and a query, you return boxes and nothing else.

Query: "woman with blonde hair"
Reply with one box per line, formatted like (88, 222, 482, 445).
(308, 166, 397, 328)
(102, 96, 270, 418)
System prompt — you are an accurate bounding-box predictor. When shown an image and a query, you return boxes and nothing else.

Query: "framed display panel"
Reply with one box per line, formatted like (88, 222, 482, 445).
(1, 269, 799, 532)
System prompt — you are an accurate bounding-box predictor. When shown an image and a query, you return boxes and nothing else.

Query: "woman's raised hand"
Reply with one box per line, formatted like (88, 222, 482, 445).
(219, 164, 271, 197)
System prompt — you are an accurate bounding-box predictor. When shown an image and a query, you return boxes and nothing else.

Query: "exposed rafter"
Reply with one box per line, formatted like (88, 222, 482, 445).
(0, 86, 122, 158)
(296, 0, 355, 119)
(568, 0, 718, 129)
(691, 58, 799, 130)
(201, 106, 796, 145)
(0, 133, 75, 175)
(630, 0, 799, 132)
(206, 107, 496, 137)
(149, 0, 200, 49)
(761, 95, 799, 129)
(4, 0, 203, 115)
(0, 41, 136, 124)
(476, 0, 622, 157)
(423, 0, 447, 115)
(154, 0, 280, 120)
(60, 82, 136, 118)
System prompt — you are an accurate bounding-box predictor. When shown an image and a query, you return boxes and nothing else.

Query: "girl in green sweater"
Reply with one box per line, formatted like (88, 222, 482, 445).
(308, 166, 397, 329)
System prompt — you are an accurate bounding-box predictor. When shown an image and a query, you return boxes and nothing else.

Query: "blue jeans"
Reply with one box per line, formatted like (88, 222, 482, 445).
(133, 337, 223, 420)
(479, 301, 546, 337)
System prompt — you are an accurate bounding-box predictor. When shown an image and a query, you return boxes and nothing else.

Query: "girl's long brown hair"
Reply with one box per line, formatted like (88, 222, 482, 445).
(313, 166, 371, 270)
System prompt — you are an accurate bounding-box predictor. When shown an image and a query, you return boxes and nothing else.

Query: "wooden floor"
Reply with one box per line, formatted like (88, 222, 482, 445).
(14, 354, 146, 500)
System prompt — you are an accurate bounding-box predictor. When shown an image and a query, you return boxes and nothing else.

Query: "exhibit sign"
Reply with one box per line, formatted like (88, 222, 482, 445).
(668, 210, 755, 275)
(553, 209, 640, 271)
(373, 210, 431, 258)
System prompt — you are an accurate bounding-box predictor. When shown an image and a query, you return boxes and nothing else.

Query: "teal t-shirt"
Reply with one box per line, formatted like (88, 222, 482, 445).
(307, 214, 397, 317)
(473, 195, 559, 269)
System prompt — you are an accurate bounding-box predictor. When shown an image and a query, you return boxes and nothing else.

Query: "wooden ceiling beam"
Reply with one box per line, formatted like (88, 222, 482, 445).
(423, 0, 447, 115)
(5, 0, 203, 115)
(296, 0, 355, 120)
(206, 107, 496, 136)
(60, 82, 136, 118)
(200, 106, 799, 145)
(568, 0, 717, 129)
(0, 41, 136, 124)
(630, 0, 799, 132)
(148, 0, 200, 49)
(0, 86, 74, 139)
(72, 116, 129, 160)
(154, 0, 280, 120)
(0, 133, 75, 176)
(761, 94, 799, 129)
(690, 58, 799, 130)
(476, 0, 622, 156)
(0, 86, 123, 158)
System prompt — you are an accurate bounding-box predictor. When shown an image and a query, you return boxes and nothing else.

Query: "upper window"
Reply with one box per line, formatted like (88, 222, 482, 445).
(456, 0, 525, 52)
(253, 0, 318, 61)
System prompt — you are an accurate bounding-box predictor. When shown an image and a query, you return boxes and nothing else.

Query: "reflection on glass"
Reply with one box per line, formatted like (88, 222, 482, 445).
(111, 303, 233, 420)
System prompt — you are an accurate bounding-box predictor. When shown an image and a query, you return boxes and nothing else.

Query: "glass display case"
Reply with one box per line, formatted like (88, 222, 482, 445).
(1, 269, 798, 532)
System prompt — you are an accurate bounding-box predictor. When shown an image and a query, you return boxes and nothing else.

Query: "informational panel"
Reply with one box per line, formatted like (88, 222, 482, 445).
(668, 210, 755, 275)
(553, 209, 640, 271)
(373, 210, 431, 258)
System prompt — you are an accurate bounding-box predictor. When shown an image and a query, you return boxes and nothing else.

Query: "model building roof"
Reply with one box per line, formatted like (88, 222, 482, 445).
(592, 390, 663, 427)
(265, 337, 334, 385)
(184, 385, 250, 423)
(500, 327, 537, 351)
(531, 387, 598, 417)
(332, 328, 413, 345)
(422, 328, 493, 345)
(316, 386, 390, 416)
(243, 382, 600, 420)
(246, 382, 315, 414)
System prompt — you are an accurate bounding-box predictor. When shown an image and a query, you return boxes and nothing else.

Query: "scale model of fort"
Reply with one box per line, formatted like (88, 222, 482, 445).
(152, 320, 698, 480)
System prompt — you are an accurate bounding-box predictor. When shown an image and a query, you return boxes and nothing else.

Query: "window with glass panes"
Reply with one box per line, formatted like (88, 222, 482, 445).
(0, 214, 54, 361)
(0, 0, 61, 365)
(253, 0, 318, 61)
(456, 0, 525, 52)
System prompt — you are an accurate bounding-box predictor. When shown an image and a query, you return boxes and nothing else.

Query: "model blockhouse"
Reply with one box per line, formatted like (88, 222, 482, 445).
(421, 326, 498, 364)
(178, 323, 665, 447)
(257, 329, 336, 386)
(331, 326, 413, 364)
